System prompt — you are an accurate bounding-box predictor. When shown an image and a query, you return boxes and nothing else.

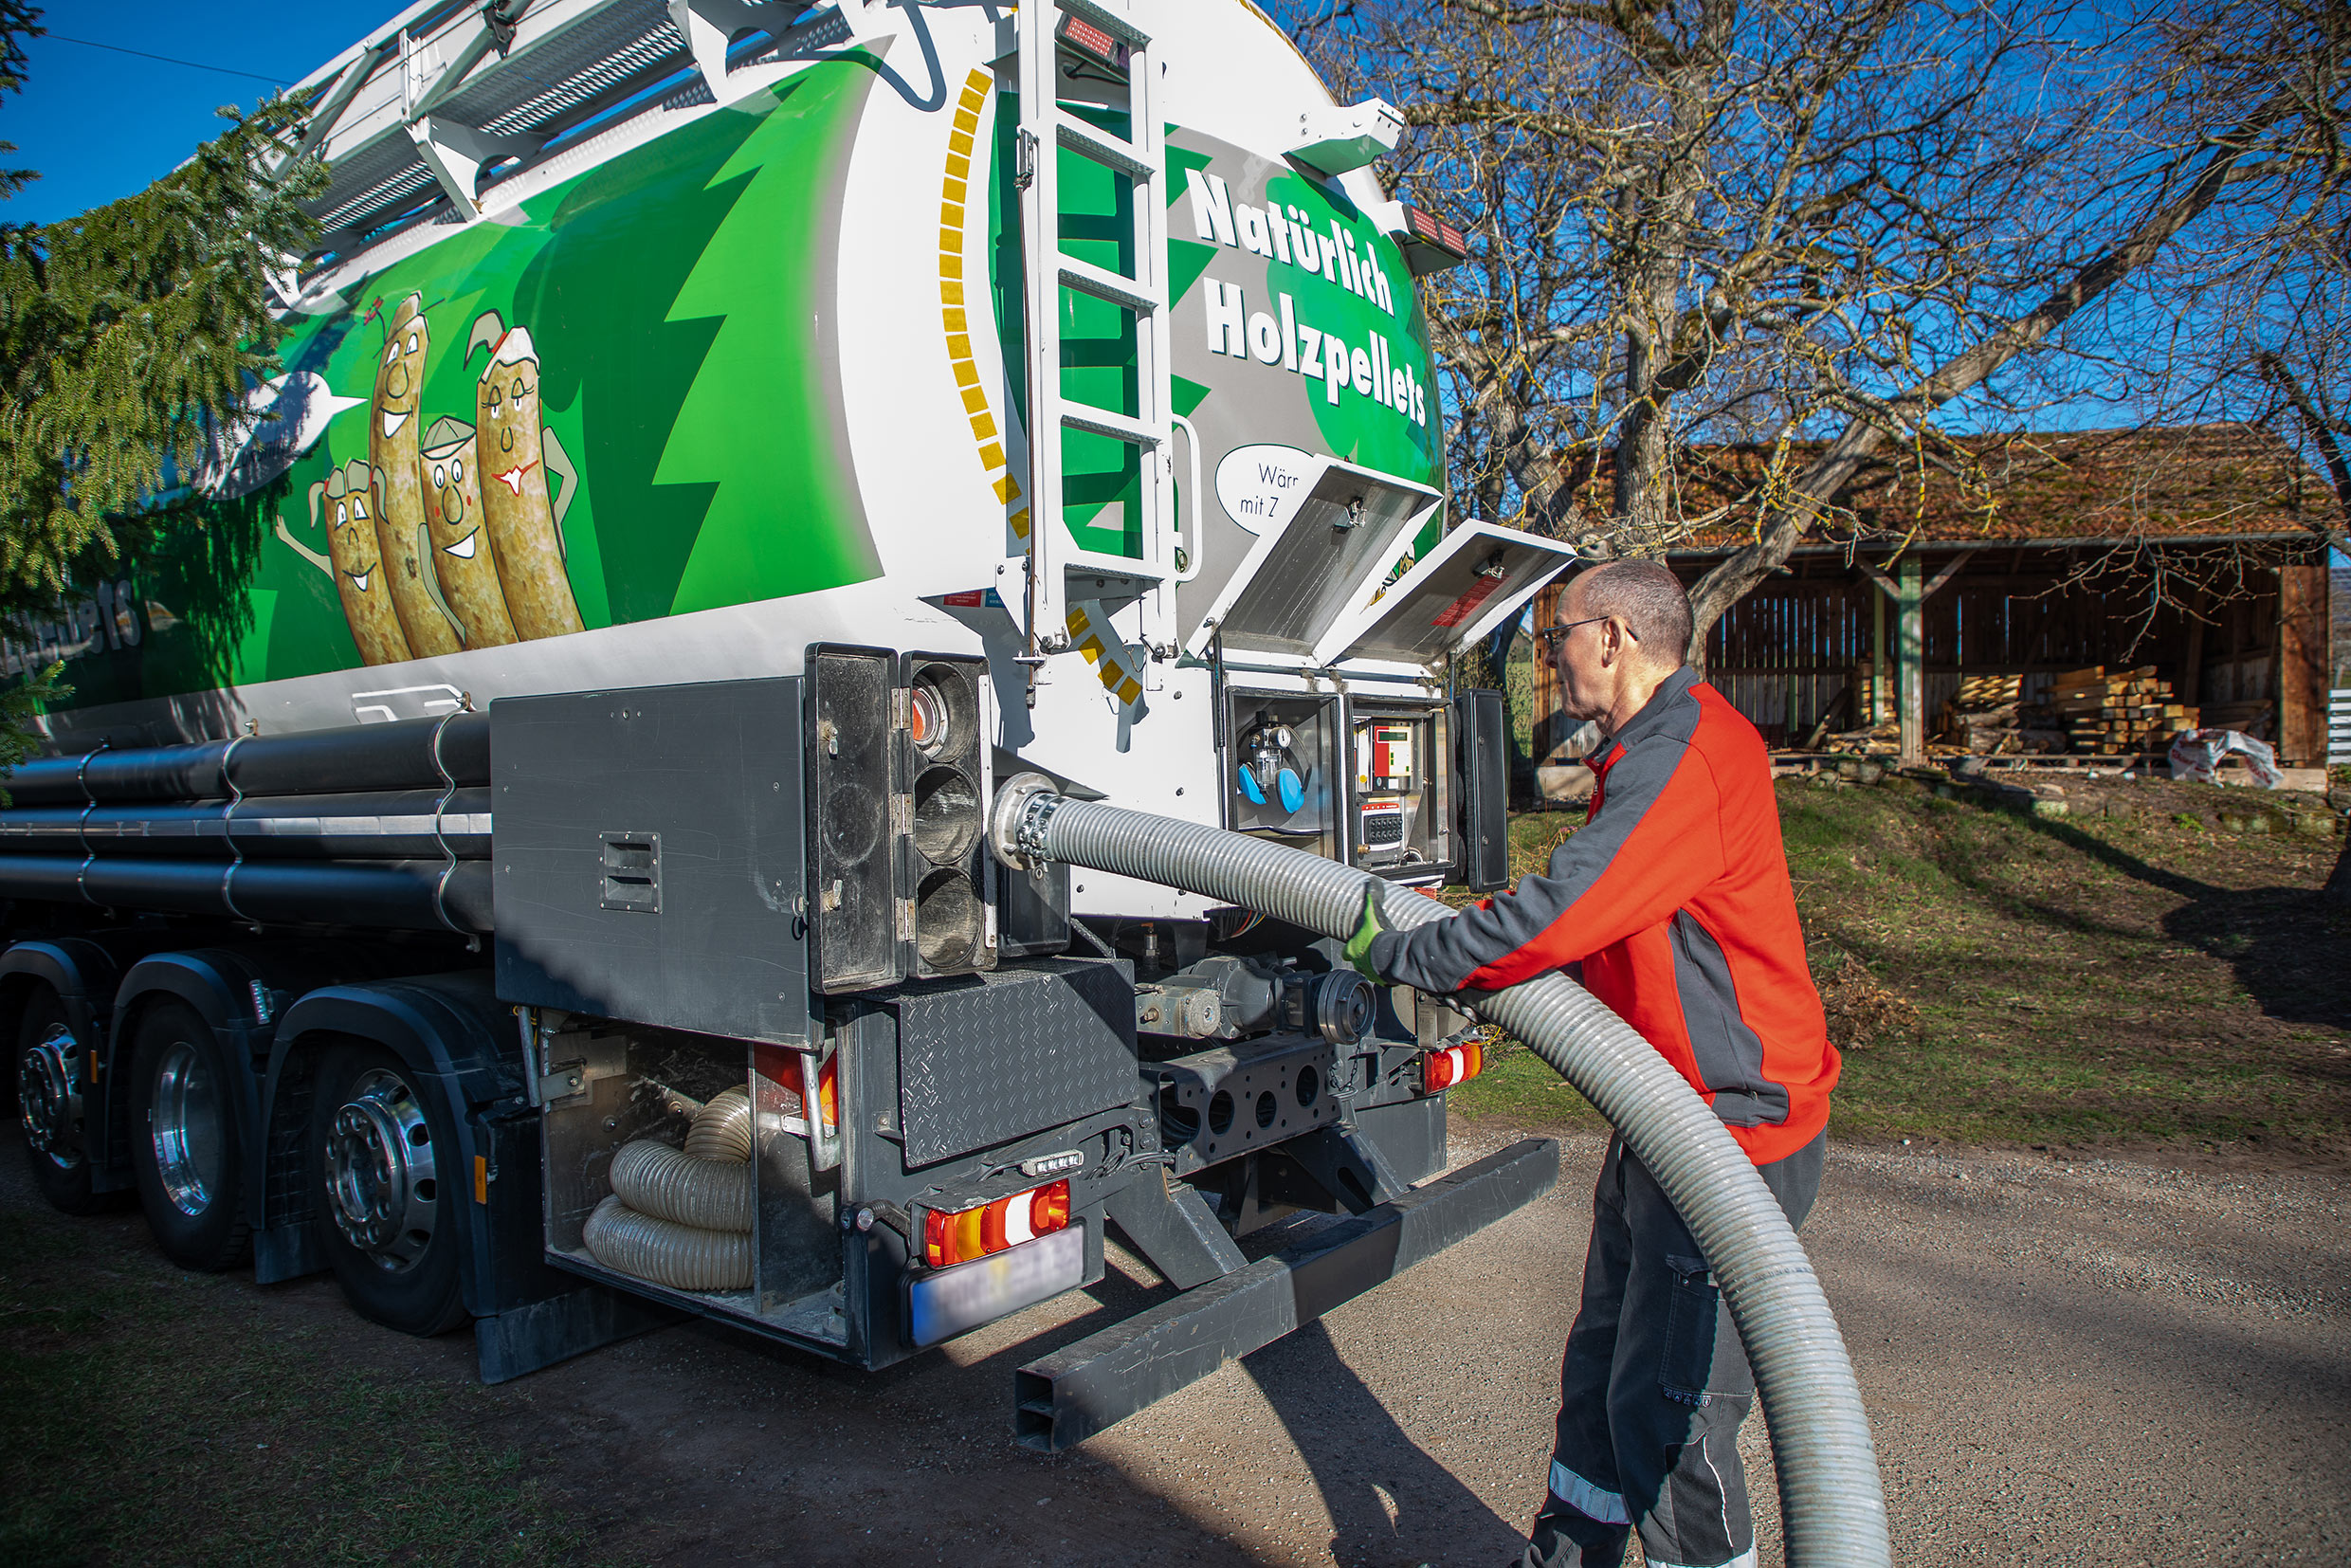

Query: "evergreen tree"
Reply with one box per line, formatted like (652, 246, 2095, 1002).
(0, 3, 320, 772)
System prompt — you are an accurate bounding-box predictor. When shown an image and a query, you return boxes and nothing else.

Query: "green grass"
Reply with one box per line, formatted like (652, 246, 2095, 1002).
(1449, 776, 2351, 1162)
(0, 1205, 588, 1568)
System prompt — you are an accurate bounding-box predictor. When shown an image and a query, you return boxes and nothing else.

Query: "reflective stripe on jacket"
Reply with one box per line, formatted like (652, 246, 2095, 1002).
(1368, 666, 1836, 1165)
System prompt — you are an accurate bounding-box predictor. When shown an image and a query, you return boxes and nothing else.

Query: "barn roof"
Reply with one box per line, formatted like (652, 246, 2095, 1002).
(1636, 423, 2342, 553)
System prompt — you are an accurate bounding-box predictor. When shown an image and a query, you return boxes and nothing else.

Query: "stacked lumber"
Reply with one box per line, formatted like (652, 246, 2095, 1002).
(2045, 665, 2199, 756)
(1938, 673, 2063, 755)
(1849, 668, 1882, 722)
(1954, 674, 2023, 708)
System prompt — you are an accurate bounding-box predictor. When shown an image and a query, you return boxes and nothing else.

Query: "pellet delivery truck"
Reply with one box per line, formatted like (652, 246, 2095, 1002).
(1, 0, 1576, 1444)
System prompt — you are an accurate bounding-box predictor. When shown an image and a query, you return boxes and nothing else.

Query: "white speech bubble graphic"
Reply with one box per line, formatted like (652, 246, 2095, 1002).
(1213, 444, 1321, 537)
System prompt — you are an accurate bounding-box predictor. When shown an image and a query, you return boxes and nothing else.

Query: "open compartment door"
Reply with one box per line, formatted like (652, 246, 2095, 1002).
(1312, 520, 1576, 669)
(1181, 452, 1441, 660)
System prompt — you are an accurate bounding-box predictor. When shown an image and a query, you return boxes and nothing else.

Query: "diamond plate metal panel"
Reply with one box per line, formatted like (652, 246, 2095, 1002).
(897, 959, 1139, 1169)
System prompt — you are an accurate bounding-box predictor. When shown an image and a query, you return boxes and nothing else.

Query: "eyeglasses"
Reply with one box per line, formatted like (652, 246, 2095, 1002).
(1536, 614, 1629, 652)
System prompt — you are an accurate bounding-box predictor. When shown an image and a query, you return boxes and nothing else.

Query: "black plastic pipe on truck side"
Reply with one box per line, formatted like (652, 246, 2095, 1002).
(0, 855, 492, 932)
(0, 788, 492, 860)
(5, 712, 491, 805)
(988, 778, 1893, 1568)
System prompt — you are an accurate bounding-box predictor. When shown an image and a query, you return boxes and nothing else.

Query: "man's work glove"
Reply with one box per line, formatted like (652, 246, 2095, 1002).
(1343, 884, 1386, 981)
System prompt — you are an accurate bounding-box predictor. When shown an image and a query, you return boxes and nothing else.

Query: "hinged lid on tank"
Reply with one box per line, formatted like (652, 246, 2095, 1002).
(1186, 455, 1439, 661)
(1311, 520, 1575, 668)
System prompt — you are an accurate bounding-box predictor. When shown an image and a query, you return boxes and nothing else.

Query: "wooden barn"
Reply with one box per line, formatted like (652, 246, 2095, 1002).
(1528, 425, 2338, 767)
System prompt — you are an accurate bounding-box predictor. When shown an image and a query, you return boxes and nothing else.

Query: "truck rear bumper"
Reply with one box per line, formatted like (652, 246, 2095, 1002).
(1014, 1137, 1560, 1449)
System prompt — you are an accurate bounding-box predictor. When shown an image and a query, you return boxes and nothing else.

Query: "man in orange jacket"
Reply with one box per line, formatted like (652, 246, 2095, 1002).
(1348, 558, 1836, 1568)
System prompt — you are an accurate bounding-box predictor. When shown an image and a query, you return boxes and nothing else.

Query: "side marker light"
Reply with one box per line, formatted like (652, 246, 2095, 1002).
(1423, 1037, 1485, 1093)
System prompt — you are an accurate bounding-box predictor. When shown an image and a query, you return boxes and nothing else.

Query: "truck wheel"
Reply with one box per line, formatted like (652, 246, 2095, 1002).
(129, 1001, 251, 1270)
(308, 1042, 466, 1337)
(16, 989, 113, 1215)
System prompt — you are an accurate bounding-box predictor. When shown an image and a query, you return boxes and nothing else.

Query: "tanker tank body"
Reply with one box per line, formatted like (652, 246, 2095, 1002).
(4, 0, 1571, 1438)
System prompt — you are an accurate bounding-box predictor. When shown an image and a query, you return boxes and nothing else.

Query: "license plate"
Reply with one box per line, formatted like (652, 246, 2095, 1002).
(906, 1223, 1085, 1347)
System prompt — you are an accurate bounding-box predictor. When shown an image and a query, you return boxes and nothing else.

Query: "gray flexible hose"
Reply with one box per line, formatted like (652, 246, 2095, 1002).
(608, 1138, 754, 1231)
(684, 1085, 753, 1163)
(993, 783, 1890, 1568)
(582, 1194, 753, 1290)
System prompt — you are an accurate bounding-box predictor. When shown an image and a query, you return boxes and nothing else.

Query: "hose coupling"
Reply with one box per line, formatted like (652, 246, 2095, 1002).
(989, 772, 1062, 869)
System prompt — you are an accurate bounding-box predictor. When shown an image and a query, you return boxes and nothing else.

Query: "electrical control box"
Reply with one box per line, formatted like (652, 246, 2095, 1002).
(1347, 701, 1450, 876)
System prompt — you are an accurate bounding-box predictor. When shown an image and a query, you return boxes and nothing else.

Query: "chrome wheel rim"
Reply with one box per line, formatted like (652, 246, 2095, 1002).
(19, 1026, 83, 1170)
(323, 1067, 439, 1271)
(151, 1040, 226, 1215)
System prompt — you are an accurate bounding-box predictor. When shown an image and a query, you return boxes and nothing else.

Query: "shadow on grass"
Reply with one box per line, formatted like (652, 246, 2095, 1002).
(1961, 803, 2351, 1035)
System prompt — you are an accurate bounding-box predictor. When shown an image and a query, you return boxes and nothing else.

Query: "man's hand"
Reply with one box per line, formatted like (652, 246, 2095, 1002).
(1343, 884, 1385, 981)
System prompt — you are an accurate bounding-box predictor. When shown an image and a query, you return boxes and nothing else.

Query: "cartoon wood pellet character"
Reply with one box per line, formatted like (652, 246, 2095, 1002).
(317, 459, 412, 665)
(370, 294, 463, 658)
(472, 321, 585, 641)
(419, 416, 518, 648)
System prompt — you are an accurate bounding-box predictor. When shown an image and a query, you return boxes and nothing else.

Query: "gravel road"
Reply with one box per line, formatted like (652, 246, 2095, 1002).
(13, 1121, 2349, 1565)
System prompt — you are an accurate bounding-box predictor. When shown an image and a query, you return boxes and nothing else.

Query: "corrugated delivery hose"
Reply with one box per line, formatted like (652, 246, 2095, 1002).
(683, 1085, 754, 1163)
(584, 1087, 754, 1290)
(991, 779, 1891, 1568)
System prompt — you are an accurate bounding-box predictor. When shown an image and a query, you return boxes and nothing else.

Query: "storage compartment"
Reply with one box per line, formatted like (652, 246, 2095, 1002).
(1223, 691, 1341, 862)
(1348, 700, 1451, 875)
(492, 678, 811, 1044)
(535, 1014, 847, 1346)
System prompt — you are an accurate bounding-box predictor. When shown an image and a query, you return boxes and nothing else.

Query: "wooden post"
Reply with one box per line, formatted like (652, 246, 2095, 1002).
(1857, 551, 1976, 767)
(1898, 556, 1924, 765)
(2280, 559, 2328, 765)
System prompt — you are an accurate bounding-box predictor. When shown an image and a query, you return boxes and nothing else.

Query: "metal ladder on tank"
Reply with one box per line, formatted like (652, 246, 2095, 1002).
(1014, 0, 1176, 671)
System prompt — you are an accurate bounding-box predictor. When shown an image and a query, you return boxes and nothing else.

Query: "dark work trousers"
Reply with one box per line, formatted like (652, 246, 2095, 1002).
(1517, 1129, 1826, 1568)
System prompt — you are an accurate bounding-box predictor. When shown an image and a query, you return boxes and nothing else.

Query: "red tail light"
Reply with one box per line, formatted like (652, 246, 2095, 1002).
(923, 1178, 1073, 1269)
(1423, 1037, 1485, 1093)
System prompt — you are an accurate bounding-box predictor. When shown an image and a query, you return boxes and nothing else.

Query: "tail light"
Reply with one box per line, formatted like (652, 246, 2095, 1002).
(806, 647, 995, 991)
(902, 654, 993, 979)
(923, 1179, 1072, 1269)
(1423, 1037, 1484, 1093)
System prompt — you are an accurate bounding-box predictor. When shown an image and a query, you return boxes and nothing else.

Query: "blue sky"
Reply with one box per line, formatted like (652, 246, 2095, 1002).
(5, 1, 396, 225)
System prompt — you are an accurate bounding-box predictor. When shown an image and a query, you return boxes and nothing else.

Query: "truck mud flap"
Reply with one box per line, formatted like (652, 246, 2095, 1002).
(1014, 1138, 1559, 1450)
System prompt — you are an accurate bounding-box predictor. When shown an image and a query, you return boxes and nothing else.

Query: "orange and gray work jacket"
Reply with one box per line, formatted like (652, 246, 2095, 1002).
(1368, 666, 1837, 1166)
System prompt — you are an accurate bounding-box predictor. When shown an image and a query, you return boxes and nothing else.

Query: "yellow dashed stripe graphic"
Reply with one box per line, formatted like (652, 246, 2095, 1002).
(1066, 605, 1144, 706)
(940, 69, 1030, 541)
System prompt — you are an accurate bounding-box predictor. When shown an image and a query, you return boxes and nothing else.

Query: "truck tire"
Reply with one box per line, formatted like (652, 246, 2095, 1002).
(128, 1000, 251, 1270)
(16, 989, 115, 1215)
(307, 1041, 467, 1337)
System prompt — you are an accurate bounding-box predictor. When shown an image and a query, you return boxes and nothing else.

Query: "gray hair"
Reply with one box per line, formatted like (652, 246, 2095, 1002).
(1574, 559, 1692, 663)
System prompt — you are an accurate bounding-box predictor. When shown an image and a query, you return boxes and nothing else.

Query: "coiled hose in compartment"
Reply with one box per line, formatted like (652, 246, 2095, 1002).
(584, 1087, 755, 1291)
(583, 1195, 752, 1292)
(683, 1085, 753, 1163)
(989, 778, 1891, 1568)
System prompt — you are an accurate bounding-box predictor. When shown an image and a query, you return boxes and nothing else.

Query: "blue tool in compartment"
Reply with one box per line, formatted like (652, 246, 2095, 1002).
(1238, 716, 1307, 818)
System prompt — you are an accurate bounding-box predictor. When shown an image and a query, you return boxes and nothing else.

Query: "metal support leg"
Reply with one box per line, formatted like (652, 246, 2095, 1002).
(1104, 1172, 1246, 1288)
(1285, 1122, 1410, 1213)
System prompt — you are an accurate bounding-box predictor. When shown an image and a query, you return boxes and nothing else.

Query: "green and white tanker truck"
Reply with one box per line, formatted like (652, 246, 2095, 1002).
(2, 0, 1571, 1441)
